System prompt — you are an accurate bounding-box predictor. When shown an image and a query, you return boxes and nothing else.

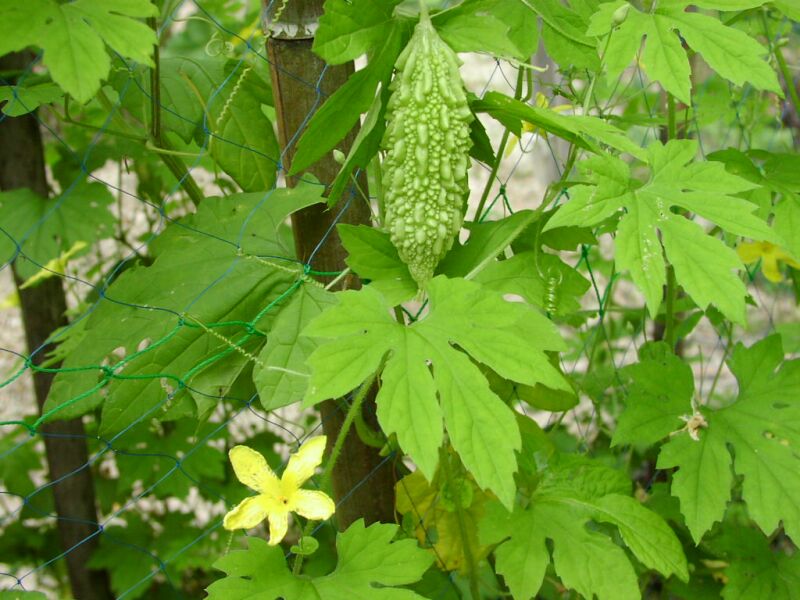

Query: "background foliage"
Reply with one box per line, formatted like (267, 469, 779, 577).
(1, 0, 799, 598)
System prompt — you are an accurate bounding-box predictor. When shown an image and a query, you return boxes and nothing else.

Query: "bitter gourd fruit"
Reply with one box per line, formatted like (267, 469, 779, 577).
(381, 6, 472, 287)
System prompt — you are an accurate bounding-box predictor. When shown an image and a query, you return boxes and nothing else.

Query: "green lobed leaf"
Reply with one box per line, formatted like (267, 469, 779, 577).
(536, 0, 600, 69)
(712, 526, 800, 599)
(0, 0, 157, 103)
(483, 456, 687, 599)
(518, 0, 594, 48)
(588, 2, 780, 103)
(207, 520, 433, 599)
(546, 139, 777, 323)
(644, 336, 800, 543)
(667, 10, 781, 97)
(612, 345, 694, 447)
(542, 21, 600, 71)
(434, 0, 539, 59)
(659, 214, 748, 324)
(615, 198, 667, 314)
(303, 277, 567, 504)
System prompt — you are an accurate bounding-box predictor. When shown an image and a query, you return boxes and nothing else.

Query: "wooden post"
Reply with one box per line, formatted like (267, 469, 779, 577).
(0, 52, 112, 600)
(262, 0, 396, 527)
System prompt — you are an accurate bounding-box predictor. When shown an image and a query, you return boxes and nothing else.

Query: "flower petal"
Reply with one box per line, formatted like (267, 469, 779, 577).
(737, 241, 763, 264)
(774, 248, 800, 269)
(229, 445, 280, 494)
(284, 436, 327, 487)
(294, 489, 336, 521)
(761, 255, 783, 283)
(267, 511, 289, 546)
(223, 496, 269, 530)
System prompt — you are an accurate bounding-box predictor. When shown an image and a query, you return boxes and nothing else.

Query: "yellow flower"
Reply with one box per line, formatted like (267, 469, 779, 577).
(737, 241, 800, 283)
(223, 436, 335, 545)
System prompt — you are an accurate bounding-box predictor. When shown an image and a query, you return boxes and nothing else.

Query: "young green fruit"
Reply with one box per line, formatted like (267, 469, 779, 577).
(381, 8, 472, 287)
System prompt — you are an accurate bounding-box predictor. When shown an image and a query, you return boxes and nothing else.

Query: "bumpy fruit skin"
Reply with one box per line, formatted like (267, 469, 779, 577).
(381, 11, 472, 287)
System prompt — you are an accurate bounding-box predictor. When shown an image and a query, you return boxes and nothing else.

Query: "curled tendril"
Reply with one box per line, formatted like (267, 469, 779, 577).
(543, 267, 563, 317)
(205, 32, 234, 57)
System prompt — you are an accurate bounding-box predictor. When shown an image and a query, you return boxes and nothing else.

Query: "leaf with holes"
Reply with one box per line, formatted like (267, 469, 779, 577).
(303, 276, 568, 507)
(44, 184, 324, 435)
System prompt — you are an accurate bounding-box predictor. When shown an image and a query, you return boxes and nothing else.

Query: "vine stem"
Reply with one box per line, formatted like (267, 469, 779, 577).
(664, 265, 678, 351)
(663, 93, 679, 352)
(582, 33, 613, 115)
(147, 16, 205, 207)
(761, 12, 800, 122)
(705, 322, 733, 402)
(321, 363, 383, 484)
(324, 267, 351, 290)
(472, 67, 526, 221)
(775, 43, 800, 121)
(292, 361, 385, 575)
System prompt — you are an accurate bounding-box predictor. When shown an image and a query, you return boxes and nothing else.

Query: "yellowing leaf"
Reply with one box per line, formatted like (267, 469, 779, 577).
(396, 470, 491, 573)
